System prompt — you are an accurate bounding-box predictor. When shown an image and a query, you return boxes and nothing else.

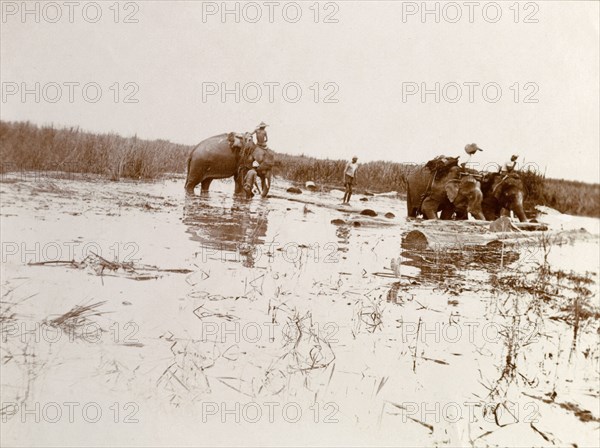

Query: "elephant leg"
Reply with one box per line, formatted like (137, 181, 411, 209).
(482, 199, 497, 221)
(185, 176, 201, 195)
(423, 208, 438, 219)
(421, 198, 439, 220)
(185, 159, 206, 195)
(482, 208, 497, 221)
(200, 178, 213, 194)
(493, 205, 503, 220)
(406, 186, 414, 217)
(234, 173, 243, 194)
(440, 207, 455, 220)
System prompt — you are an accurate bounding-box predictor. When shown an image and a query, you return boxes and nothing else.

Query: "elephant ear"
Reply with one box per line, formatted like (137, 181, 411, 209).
(445, 179, 460, 203)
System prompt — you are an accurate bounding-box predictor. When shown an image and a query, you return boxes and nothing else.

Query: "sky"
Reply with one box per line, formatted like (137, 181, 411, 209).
(1, 1, 599, 182)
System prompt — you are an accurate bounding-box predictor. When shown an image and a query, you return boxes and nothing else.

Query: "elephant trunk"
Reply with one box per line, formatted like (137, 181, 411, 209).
(260, 173, 271, 197)
(468, 189, 485, 220)
(509, 191, 528, 222)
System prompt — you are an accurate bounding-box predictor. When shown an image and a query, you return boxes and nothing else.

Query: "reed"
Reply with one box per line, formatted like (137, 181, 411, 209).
(1, 120, 598, 217)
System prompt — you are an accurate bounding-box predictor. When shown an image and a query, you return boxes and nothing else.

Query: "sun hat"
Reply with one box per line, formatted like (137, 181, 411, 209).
(464, 143, 483, 155)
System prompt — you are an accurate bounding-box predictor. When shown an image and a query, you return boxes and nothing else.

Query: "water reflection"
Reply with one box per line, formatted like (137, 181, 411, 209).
(395, 230, 521, 286)
(335, 225, 351, 252)
(183, 195, 269, 267)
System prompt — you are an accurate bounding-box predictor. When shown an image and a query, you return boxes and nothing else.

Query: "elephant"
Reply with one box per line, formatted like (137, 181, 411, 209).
(481, 172, 528, 222)
(184, 132, 275, 196)
(406, 157, 485, 220)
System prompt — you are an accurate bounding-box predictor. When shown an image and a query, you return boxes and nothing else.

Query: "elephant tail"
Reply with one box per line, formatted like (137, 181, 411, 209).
(185, 149, 193, 183)
(184, 148, 196, 192)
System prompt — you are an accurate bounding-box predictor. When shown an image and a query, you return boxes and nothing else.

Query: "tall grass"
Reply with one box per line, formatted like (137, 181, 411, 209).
(542, 178, 600, 217)
(1, 120, 598, 217)
(273, 153, 414, 194)
(0, 121, 189, 180)
(519, 170, 600, 218)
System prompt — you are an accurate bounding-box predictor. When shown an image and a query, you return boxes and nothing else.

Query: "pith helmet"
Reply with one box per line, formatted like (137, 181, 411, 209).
(464, 143, 484, 155)
(257, 122, 268, 129)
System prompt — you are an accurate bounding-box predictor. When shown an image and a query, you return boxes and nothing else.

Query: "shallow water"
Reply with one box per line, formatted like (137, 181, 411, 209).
(1, 174, 598, 447)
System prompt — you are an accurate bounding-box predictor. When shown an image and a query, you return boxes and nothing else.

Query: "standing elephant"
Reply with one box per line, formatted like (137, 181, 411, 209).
(481, 172, 528, 222)
(185, 133, 275, 196)
(406, 157, 485, 220)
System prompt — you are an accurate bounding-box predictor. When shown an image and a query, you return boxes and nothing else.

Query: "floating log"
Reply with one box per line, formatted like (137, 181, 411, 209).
(331, 216, 397, 227)
(270, 192, 397, 218)
(403, 222, 594, 251)
(413, 217, 548, 233)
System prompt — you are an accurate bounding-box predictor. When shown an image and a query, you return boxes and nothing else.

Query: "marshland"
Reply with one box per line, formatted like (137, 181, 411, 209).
(1, 121, 599, 447)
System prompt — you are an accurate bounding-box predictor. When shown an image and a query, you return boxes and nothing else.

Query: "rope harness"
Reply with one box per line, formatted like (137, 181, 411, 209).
(491, 175, 509, 194)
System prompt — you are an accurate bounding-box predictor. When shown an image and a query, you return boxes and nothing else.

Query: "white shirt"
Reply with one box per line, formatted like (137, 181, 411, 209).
(345, 162, 358, 177)
(501, 160, 517, 172)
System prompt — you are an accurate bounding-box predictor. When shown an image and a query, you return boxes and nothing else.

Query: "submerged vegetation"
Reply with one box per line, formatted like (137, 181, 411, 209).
(1, 120, 598, 217)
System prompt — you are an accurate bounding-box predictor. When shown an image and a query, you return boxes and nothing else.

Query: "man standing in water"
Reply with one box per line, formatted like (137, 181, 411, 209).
(342, 156, 358, 204)
(244, 161, 261, 199)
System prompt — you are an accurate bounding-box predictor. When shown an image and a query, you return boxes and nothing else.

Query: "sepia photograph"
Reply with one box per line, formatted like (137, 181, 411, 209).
(1, 1, 599, 446)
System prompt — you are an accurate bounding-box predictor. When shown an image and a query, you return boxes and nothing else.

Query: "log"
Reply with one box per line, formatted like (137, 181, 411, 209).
(331, 216, 397, 227)
(402, 225, 594, 251)
(413, 217, 548, 233)
(270, 193, 397, 218)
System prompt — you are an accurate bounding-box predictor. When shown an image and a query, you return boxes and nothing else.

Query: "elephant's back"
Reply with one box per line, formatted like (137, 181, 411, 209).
(189, 134, 230, 161)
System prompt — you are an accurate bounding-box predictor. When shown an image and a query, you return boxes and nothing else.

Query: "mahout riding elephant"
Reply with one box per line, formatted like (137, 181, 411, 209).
(406, 156, 485, 220)
(481, 172, 528, 222)
(185, 132, 275, 196)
